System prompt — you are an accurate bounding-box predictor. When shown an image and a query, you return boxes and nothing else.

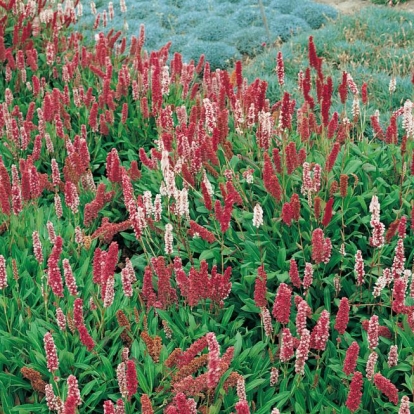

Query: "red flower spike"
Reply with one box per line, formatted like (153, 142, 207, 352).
(272, 283, 291, 324)
(322, 198, 334, 227)
(343, 342, 359, 376)
(126, 360, 138, 400)
(346, 372, 363, 412)
(334, 297, 350, 335)
(254, 265, 267, 308)
(281, 202, 293, 226)
(373, 373, 399, 405)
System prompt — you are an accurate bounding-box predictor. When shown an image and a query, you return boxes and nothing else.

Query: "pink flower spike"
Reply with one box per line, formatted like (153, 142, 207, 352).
(44, 332, 59, 373)
(272, 283, 291, 324)
(346, 371, 363, 412)
(67, 375, 81, 406)
(0, 255, 7, 289)
(32, 231, 43, 264)
(207, 332, 221, 388)
(373, 373, 399, 405)
(63, 259, 78, 296)
(276, 51, 285, 86)
(126, 360, 138, 400)
(334, 297, 350, 335)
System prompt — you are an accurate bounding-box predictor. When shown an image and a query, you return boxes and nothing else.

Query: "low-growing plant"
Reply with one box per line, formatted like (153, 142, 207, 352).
(292, 2, 338, 30)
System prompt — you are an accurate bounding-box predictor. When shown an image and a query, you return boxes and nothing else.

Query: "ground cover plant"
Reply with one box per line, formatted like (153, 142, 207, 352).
(0, 0, 414, 413)
(73, 0, 337, 68)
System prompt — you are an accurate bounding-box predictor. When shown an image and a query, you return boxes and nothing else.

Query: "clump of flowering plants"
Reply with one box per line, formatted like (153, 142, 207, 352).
(0, 1, 414, 413)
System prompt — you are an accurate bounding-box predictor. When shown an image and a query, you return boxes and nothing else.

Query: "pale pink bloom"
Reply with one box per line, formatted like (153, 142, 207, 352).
(296, 299, 310, 337)
(280, 328, 294, 362)
(261, 307, 273, 338)
(367, 315, 379, 349)
(388, 345, 398, 367)
(32, 231, 43, 264)
(67, 375, 81, 406)
(44, 332, 59, 372)
(207, 332, 221, 388)
(354, 250, 365, 286)
(45, 384, 61, 411)
(75, 227, 83, 245)
(56, 308, 66, 331)
(253, 203, 263, 228)
(295, 328, 310, 375)
(347, 73, 359, 95)
(303, 262, 313, 290)
(270, 367, 279, 386)
(121, 267, 133, 297)
(391, 239, 405, 279)
(64, 181, 80, 214)
(103, 276, 115, 308)
(236, 377, 246, 401)
(389, 77, 396, 93)
(366, 351, 378, 380)
(153, 194, 162, 221)
(203, 98, 217, 134)
(164, 223, 173, 255)
(63, 259, 78, 296)
(161, 66, 170, 96)
(46, 221, 56, 244)
(0, 255, 7, 289)
(45, 133, 54, 153)
(398, 396, 411, 414)
(117, 362, 128, 398)
(310, 310, 330, 351)
(54, 194, 63, 218)
(51, 159, 60, 186)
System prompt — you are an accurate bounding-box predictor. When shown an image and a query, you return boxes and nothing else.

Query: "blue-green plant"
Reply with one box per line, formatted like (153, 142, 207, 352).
(292, 2, 338, 29)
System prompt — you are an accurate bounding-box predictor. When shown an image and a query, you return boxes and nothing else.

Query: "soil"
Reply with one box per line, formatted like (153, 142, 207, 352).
(313, 0, 414, 15)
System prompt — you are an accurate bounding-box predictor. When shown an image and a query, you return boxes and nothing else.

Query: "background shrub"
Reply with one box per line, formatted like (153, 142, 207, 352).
(196, 16, 241, 42)
(182, 40, 241, 70)
(292, 2, 338, 29)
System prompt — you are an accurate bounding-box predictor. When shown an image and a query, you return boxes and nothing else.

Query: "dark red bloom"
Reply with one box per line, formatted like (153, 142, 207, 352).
(325, 142, 340, 172)
(373, 373, 399, 405)
(290, 193, 301, 221)
(322, 198, 334, 227)
(285, 142, 298, 175)
(327, 112, 338, 139)
(338, 72, 348, 104)
(78, 324, 95, 351)
(126, 360, 138, 400)
(343, 341, 359, 376)
(289, 259, 301, 288)
(311, 228, 325, 264)
(334, 297, 350, 335)
(346, 372, 363, 412)
(272, 283, 291, 324)
(188, 221, 215, 243)
(361, 82, 368, 104)
(254, 265, 267, 308)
